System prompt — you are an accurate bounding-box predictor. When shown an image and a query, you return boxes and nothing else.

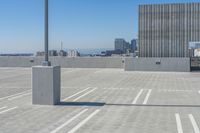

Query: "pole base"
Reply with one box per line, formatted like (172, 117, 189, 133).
(42, 61, 51, 66)
(32, 66, 60, 105)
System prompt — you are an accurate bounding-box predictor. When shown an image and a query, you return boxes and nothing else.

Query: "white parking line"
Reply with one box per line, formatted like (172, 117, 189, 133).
(0, 74, 26, 80)
(175, 113, 183, 133)
(189, 114, 200, 133)
(0, 107, 18, 114)
(0, 106, 7, 110)
(94, 70, 104, 74)
(73, 88, 97, 102)
(63, 87, 91, 101)
(63, 69, 80, 74)
(158, 89, 193, 92)
(0, 90, 31, 101)
(132, 89, 144, 104)
(8, 92, 31, 100)
(198, 90, 200, 94)
(143, 89, 152, 104)
(68, 109, 100, 133)
(50, 109, 88, 133)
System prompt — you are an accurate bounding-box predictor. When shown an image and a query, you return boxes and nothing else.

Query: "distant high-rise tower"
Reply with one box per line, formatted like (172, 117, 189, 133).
(115, 39, 129, 54)
(130, 39, 137, 53)
(139, 3, 200, 57)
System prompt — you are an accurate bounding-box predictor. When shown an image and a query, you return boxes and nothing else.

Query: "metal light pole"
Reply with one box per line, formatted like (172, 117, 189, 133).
(42, 0, 51, 66)
(32, 0, 60, 106)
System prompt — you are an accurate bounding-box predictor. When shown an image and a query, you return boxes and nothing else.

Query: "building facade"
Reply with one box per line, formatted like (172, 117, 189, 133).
(115, 39, 129, 54)
(139, 3, 200, 57)
(58, 50, 67, 56)
(130, 39, 137, 53)
(68, 50, 80, 57)
(49, 50, 58, 56)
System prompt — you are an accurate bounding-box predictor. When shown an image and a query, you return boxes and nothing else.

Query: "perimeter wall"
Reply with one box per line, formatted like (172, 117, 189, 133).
(125, 58, 190, 72)
(0, 57, 124, 68)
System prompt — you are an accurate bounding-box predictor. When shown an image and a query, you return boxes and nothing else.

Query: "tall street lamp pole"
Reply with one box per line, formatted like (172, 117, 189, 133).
(43, 0, 51, 66)
(32, 0, 60, 106)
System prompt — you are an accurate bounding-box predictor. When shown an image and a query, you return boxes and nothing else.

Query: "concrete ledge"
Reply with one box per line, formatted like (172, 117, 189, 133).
(32, 66, 60, 105)
(125, 58, 191, 72)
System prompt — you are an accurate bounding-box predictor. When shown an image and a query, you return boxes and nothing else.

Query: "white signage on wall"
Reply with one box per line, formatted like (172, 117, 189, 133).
(189, 42, 200, 49)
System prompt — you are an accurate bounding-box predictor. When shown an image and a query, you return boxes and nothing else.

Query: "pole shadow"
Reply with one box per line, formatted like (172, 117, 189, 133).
(105, 103, 200, 108)
(57, 102, 105, 107)
(56, 102, 200, 108)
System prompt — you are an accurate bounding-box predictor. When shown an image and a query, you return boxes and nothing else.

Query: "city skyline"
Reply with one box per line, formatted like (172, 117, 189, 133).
(1, 0, 200, 53)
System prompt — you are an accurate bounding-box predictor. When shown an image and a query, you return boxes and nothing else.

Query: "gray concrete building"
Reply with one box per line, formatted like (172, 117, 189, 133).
(139, 3, 200, 57)
(115, 39, 129, 54)
(130, 39, 137, 53)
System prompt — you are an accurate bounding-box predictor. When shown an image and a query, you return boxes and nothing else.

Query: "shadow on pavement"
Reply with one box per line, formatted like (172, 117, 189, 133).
(57, 102, 105, 107)
(56, 102, 200, 108)
(106, 103, 200, 108)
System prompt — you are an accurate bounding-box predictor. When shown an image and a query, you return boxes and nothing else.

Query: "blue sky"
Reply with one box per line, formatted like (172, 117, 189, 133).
(0, 0, 200, 53)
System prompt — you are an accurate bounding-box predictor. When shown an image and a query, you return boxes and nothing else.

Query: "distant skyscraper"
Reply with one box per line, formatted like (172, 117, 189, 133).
(139, 3, 200, 57)
(115, 39, 129, 54)
(130, 39, 137, 53)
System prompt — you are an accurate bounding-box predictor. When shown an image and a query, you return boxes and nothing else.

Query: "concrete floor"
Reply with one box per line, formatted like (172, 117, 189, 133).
(0, 68, 200, 133)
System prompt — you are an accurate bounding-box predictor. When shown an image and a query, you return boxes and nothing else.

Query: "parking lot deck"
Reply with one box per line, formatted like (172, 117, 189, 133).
(0, 68, 200, 133)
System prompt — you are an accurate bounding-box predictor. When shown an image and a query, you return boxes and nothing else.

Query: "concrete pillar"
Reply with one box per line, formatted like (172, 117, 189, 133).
(32, 66, 60, 105)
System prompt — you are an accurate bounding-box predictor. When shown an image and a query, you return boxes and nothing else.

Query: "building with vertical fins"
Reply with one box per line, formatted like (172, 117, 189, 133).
(139, 3, 200, 57)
